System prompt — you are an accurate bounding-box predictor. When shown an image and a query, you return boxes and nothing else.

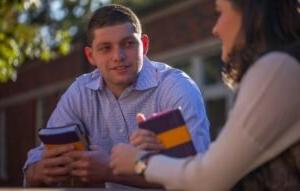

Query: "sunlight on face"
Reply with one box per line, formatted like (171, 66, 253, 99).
(212, 0, 242, 63)
(84, 22, 149, 97)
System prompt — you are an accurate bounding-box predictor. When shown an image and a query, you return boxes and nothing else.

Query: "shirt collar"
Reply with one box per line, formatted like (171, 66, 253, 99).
(134, 57, 159, 91)
(84, 69, 104, 91)
(85, 57, 159, 91)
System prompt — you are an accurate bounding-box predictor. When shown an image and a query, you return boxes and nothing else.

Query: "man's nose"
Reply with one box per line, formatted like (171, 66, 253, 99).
(112, 47, 126, 63)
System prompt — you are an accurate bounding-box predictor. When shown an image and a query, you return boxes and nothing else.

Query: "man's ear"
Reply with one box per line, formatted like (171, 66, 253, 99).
(141, 34, 149, 55)
(84, 46, 96, 66)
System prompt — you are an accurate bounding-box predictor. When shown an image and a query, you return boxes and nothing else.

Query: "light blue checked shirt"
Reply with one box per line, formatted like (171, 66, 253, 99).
(24, 57, 210, 178)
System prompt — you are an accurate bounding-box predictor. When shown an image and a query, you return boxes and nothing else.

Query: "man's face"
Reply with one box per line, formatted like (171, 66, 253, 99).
(85, 22, 149, 94)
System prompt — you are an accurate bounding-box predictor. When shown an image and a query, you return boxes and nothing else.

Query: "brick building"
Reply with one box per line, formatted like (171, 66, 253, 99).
(0, 0, 233, 186)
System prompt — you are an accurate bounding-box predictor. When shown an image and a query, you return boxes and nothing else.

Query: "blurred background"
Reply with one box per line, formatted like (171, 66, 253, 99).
(0, 0, 233, 186)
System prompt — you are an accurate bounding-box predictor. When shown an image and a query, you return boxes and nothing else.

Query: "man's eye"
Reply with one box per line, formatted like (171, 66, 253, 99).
(124, 40, 136, 47)
(98, 46, 110, 52)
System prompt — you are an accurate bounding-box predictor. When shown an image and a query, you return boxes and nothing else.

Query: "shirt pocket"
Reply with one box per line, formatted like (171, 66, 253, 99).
(85, 114, 112, 148)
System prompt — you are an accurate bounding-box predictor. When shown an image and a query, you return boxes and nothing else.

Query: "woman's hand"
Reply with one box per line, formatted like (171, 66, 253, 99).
(110, 143, 141, 175)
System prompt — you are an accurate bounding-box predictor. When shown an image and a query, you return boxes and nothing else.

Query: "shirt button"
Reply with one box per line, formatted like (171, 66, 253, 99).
(119, 128, 125, 133)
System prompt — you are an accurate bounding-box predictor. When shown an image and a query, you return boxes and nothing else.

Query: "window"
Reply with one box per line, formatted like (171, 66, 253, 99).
(172, 59, 193, 77)
(171, 56, 204, 87)
(0, 110, 7, 179)
(35, 90, 65, 145)
(35, 98, 44, 145)
(206, 98, 226, 140)
(203, 56, 223, 86)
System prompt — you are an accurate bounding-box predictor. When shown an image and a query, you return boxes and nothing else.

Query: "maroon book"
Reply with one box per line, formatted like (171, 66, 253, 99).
(139, 108, 196, 158)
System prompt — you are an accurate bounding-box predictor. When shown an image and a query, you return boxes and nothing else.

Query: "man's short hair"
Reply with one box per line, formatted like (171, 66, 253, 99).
(86, 4, 142, 46)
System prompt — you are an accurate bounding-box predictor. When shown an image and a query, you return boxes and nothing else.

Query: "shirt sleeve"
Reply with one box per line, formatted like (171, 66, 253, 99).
(46, 81, 85, 128)
(160, 70, 210, 153)
(22, 81, 84, 173)
(144, 52, 300, 190)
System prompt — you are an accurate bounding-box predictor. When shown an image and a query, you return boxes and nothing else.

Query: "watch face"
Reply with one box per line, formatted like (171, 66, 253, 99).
(134, 161, 147, 175)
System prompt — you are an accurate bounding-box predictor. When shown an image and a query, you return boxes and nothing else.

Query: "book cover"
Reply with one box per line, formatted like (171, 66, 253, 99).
(38, 124, 89, 150)
(138, 108, 196, 158)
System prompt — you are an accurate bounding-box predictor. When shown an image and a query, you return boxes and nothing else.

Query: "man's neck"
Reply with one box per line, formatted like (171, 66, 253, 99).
(105, 83, 129, 99)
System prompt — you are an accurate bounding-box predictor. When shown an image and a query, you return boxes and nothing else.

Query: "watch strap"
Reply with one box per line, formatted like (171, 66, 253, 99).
(135, 151, 157, 175)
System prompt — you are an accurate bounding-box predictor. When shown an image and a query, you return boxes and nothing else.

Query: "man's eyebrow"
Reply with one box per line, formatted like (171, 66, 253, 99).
(94, 34, 137, 47)
(95, 42, 110, 48)
(119, 35, 138, 44)
(121, 35, 136, 40)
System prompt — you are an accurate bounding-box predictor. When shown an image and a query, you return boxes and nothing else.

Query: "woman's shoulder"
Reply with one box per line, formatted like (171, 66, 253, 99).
(244, 51, 300, 83)
(238, 51, 300, 101)
(256, 51, 299, 69)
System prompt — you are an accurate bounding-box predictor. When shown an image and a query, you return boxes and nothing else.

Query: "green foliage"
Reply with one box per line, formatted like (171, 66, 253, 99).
(0, 0, 103, 83)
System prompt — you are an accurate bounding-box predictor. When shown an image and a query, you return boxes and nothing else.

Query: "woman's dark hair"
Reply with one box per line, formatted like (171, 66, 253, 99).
(223, 0, 300, 88)
(86, 4, 142, 46)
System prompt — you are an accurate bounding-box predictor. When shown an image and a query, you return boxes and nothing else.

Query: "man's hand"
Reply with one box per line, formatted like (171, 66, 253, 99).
(130, 113, 164, 151)
(67, 145, 110, 184)
(25, 145, 74, 186)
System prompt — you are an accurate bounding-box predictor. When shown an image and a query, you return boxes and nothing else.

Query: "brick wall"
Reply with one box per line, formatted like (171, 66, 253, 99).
(0, 47, 87, 99)
(144, 0, 216, 55)
(5, 100, 36, 186)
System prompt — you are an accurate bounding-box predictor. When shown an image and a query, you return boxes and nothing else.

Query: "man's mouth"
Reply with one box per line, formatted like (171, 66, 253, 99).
(111, 65, 130, 71)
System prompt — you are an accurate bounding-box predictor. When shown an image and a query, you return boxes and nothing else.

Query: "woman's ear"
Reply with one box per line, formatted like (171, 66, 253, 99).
(141, 34, 149, 55)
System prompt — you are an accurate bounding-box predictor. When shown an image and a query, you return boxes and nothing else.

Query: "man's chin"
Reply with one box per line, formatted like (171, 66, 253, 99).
(114, 79, 135, 87)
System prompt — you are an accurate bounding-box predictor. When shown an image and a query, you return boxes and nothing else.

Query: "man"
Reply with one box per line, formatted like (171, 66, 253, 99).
(23, 4, 210, 188)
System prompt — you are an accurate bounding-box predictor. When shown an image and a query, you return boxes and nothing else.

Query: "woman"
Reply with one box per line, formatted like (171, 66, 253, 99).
(110, 0, 300, 190)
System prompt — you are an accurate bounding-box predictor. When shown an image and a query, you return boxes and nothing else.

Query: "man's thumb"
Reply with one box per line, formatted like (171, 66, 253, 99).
(136, 113, 146, 124)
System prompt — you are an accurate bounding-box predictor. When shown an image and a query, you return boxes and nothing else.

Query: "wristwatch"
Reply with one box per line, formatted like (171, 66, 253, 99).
(134, 151, 156, 176)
